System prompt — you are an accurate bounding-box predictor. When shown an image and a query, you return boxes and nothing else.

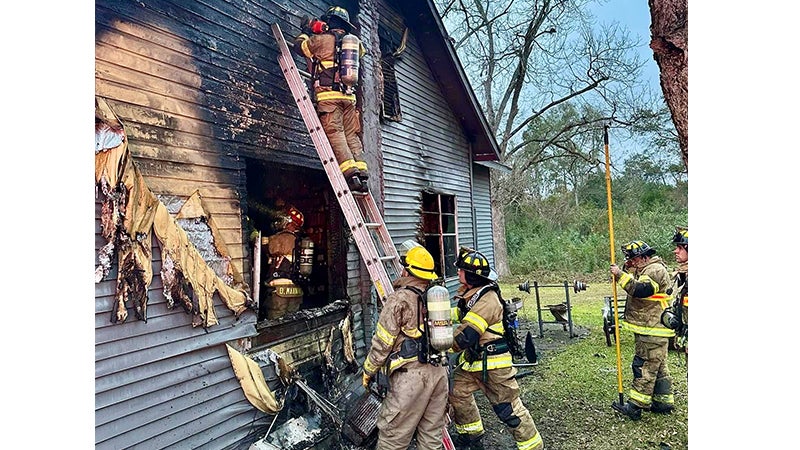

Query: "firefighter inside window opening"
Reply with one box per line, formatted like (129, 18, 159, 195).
(293, 6, 369, 193)
(260, 205, 313, 320)
(449, 248, 544, 450)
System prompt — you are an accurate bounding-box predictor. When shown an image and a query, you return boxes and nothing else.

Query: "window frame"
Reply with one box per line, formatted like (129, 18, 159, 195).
(421, 192, 459, 281)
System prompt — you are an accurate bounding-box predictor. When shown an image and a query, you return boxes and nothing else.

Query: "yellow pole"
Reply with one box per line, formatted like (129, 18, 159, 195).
(603, 124, 625, 406)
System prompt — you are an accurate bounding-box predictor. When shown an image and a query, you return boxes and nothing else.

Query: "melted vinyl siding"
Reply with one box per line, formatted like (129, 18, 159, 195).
(378, 1, 475, 293)
(95, 201, 259, 450)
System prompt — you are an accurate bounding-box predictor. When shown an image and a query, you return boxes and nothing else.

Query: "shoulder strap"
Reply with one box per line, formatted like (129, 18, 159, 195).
(465, 283, 499, 310)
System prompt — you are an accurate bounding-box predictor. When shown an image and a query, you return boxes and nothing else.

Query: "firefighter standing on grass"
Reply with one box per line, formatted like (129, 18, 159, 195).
(293, 6, 369, 193)
(449, 248, 543, 450)
(362, 241, 449, 449)
(662, 227, 688, 356)
(610, 240, 676, 420)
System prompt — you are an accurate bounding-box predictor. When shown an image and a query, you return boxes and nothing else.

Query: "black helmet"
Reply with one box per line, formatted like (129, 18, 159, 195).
(672, 226, 688, 248)
(621, 240, 656, 260)
(454, 247, 498, 282)
(323, 6, 356, 32)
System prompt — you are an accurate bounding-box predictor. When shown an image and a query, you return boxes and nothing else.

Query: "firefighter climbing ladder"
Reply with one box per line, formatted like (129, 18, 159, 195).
(271, 23, 402, 304)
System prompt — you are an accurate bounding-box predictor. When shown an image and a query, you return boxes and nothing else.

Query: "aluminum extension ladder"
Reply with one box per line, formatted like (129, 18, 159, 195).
(272, 23, 455, 450)
(271, 23, 402, 305)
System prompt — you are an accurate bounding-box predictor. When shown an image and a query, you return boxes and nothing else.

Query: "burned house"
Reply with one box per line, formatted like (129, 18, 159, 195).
(94, 0, 504, 448)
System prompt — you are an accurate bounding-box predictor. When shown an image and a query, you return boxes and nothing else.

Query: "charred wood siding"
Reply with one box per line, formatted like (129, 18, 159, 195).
(94, 0, 338, 448)
(95, 200, 258, 450)
(377, 1, 475, 292)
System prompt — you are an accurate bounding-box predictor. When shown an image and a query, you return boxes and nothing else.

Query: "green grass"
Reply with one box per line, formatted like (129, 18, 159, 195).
(496, 280, 689, 450)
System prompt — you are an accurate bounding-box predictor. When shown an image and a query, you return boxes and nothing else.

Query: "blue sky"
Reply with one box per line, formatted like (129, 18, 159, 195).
(589, 0, 660, 91)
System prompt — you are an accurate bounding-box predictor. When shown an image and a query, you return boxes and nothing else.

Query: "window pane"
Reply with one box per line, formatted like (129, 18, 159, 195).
(423, 236, 443, 276)
(422, 193, 439, 213)
(441, 195, 456, 214)
(441, 215, 455, 233)
(422, 212, 439, 233)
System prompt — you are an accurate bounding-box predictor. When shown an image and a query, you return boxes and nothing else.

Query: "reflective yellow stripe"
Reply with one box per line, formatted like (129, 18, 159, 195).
(402, 326, 423, 339)
(646, 292, 670, 309)
(517, 431, 543, 450)
(451, 307, 461, 323)
(455, 419, 484, 434)
(318, 59, 336, 69)
(299, 38, 313, 59)
(629, 388, 651, 406)
(653, 393, 674, 404)
(363, 357, 379, 375)
(463, 312, 488, 333)
(487, 322, 504, 334)
(682, 295, 688, 306)
(621, 320, 676, 337)
(376, 323, 396, 346)
(618, 272, 633, 289)
(316, 90, 356, 101)
(389, 355, 416, 371)
(354, 160, 368, 172)
(339, 159, 358, 173)
(460, 353, 513, 371)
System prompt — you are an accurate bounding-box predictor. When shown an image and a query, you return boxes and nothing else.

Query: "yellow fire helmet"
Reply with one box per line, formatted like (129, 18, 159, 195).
(402, 245, 439, 280)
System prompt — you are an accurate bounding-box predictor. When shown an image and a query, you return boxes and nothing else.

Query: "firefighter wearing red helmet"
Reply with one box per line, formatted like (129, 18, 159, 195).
(261, 206, 305, 320)
(361, 240, 449, 449)
(293, 6, 369, 193)
(449, 247, 543, 450)
(610, 240, 675, 420)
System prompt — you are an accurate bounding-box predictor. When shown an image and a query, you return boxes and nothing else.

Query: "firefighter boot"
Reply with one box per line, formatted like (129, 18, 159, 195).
(650, 401, 674, 414)
(342, 168, 364, 192)
(453, 433, 485, 450)
(612, 401, 642, 420)
(357, 170, 369, 193)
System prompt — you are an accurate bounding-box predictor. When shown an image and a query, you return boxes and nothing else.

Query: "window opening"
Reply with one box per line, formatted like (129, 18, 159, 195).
(378, 24, 407, 122)
(421, 192, 458, 279)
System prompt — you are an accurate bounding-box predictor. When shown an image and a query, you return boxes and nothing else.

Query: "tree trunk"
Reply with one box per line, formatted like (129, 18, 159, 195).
(491, 172, 511, 277)
(649, 0, 688, 169)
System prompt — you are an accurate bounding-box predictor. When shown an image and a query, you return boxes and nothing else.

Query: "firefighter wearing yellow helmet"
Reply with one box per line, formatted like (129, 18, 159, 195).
(361, 240, 449, 449)
(449, 247, 543, 450)
(610, 240, 676, 420)
(293, 6, 369, 193)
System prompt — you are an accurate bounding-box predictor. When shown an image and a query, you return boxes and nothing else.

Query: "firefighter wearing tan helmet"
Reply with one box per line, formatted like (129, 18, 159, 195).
(361, 240, 450, 449)
(610, 240, 676, 420)
(449, 248, 543, 450)
(293, 6, 369, 193)
(261, 206, 305, 320)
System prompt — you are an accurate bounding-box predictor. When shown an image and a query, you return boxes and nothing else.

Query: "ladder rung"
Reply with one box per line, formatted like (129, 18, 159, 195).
(379, 255, 396, 262)
(364, 222, 381, 229)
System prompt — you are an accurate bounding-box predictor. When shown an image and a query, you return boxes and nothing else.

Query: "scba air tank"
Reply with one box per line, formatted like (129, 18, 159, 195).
(298, 237, 314, 276)
(426, 285, 453, 351)
(339, 34, 360, 87)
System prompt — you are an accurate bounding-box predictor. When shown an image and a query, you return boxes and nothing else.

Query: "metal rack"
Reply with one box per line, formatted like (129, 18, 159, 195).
(518, 280, 587, 338)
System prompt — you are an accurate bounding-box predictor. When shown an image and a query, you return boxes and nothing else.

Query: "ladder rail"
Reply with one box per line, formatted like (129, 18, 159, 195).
(272, 22, 398, 303)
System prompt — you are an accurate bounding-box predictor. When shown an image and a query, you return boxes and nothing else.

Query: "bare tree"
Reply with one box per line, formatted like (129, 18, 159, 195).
(436, 0, 659, 276)
(648, 0, 688, 169)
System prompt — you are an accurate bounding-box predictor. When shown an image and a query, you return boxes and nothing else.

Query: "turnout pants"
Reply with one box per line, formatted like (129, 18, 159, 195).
(450, 366, 543, 450)
(376, 362, 449, 450)
(630, 334, 674, 408)
(317, 98, 365, 174)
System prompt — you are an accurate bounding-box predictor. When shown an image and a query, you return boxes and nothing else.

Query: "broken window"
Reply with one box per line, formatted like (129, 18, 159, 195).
(421, 192, 458, 280)
(379, 24, 407, 122)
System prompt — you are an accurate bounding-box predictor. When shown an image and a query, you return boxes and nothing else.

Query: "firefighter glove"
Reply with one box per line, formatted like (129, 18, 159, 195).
(362, 371, 373, 389)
